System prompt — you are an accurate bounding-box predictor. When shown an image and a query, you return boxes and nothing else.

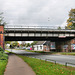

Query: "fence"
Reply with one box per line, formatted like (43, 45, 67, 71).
(4, 25, 75, 32)
(5, 25, 65, 30)
(65, 62, 75, 67)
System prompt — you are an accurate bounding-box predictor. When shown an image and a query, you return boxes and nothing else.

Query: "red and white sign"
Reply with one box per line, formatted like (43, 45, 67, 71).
(59, 36, 66, 38)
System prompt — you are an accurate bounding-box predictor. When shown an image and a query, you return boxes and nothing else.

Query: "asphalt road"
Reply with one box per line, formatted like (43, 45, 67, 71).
(6, 49, 75, 67)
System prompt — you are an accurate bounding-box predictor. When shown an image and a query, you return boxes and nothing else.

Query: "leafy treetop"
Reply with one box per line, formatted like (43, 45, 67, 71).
(66, 9, 75, 29)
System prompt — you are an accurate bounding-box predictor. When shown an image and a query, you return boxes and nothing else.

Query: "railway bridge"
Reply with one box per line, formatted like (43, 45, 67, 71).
(0, 25, 75, 52)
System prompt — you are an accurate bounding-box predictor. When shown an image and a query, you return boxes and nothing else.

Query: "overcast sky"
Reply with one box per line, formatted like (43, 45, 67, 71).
(0, 0, 75, 27)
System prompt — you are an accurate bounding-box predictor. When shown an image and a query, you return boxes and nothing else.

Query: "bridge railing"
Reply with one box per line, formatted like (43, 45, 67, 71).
(4, 25, 75, 32)
(5, 25, 65, 29)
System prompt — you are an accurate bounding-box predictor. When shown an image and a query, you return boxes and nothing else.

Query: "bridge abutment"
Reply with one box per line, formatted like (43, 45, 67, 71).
(0, 24, 4, 50)
(56, 39, 75, 52)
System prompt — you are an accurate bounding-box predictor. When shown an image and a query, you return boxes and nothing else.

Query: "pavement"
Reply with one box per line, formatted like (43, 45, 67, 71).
(4, 54, 36, 75)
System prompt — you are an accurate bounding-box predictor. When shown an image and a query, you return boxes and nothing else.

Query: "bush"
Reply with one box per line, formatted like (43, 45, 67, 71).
(0, 46, 4, 52)
(0, 52, 8, 60)
(0, 46, 8, 60)
(0, 52, 3, 57)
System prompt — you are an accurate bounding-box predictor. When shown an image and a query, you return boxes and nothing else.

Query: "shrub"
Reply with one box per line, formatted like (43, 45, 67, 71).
(3, 53, 8, 59)
(0, 52, 3, 57)
(0, 46, 8, 60)
(0, 46, 4, 52)
(0, 52, 8, 60)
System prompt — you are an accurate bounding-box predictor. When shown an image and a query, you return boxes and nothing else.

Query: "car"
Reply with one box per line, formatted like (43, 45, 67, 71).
(26, 47, 32, 50)
(26, 47, 30, 50)
(22, 47, 26, 49)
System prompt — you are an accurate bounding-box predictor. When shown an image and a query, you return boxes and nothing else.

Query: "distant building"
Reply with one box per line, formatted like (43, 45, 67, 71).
(33, 41, 56, 52)
(33, 41, 45, 51)
(43, 41, 56, 52)
(6, 44, 10, 48)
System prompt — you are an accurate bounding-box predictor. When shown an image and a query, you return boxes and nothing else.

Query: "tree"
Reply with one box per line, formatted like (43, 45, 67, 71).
(58, 26, 61, 29)
(31, 41, 37, 46)
(31, 41, 37, 49)
(26, 43, 30, 47)
(66, 9, 75, 29)
(0, 46, 3, 52)
(10, 41, 18, 48)
(32, 41, 37, 45)
(5, 41, 12, 44)
(31, 43, 34, 47)
(21, 41, 26, 46)
(0, 12, 6, 25)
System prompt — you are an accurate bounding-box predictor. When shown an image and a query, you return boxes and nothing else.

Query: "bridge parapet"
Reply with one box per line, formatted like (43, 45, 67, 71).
(5, 25, 75, 32)
(4, 25, 75, 41)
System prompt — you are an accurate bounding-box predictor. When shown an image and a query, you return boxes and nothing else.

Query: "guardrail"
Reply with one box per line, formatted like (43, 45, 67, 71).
(5, 25, 65, 29)
(4, 25, 75, 32)
(65, 62, 75, 67)
(26, 56, 75, 67)
(45, 59, 56, 64)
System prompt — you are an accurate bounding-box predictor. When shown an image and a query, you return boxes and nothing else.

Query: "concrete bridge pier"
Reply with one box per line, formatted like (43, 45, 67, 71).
(55, 41, 63, 52)
(56, 41, 69, 52)
(0, 24, 5, 50)
(56, 39, 75, 52)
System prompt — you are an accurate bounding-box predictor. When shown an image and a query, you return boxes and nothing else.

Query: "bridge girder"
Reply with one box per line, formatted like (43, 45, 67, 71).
(5, 36, 75, 41)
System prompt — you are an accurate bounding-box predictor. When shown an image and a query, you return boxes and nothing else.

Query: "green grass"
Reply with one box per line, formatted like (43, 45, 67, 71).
(5, 50, 11, 53)
(0, 51, 8, 75)
(61, 52, 75, 55)
(25, 50, 58, 54)
(0, 60, 8, 75)
(18, 55, 75, 75)
(25, 50, 46, 53)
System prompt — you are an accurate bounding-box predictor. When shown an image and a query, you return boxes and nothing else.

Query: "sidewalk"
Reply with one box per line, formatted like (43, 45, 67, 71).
(4, 54, 36, 75)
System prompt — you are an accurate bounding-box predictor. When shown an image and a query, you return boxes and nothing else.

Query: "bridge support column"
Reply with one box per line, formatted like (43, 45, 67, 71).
(66, 40, 71, 52)
(56, 40, 71, 52)
(67, 39, 75, 52)
(56, 39, 75, 52)
(56, 41, 63, 52)
(0, 24, 5, 50)
(62, 40, 74, 52)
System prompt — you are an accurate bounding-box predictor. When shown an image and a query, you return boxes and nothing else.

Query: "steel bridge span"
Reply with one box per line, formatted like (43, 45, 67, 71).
(5, 26, 75, 41)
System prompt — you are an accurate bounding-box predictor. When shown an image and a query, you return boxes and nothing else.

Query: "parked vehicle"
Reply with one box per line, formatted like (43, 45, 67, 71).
(26, 47, 32, 50)
(22, 47, 26, 49)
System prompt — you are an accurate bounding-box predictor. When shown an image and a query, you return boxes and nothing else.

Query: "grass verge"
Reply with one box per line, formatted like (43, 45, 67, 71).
(18, 55, 75, 75)
(61, 52, 75, 55)
(25, 50, 46, 53)
(0, 58, 8, 75)
(5, 50, 11, 53)
(25, 50, 58, 54)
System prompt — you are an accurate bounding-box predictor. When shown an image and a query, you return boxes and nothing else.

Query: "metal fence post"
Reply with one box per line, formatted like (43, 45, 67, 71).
(55, 61, 56, 64)
(65, 62, 67, 67)
(45, 59, 47, 62)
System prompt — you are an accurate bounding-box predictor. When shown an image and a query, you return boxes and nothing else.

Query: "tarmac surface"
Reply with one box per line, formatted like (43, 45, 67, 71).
(6, 49, 75, 67)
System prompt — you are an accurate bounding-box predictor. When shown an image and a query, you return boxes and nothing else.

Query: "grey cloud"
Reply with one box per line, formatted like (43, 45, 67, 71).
(0, 0, 75, 26)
